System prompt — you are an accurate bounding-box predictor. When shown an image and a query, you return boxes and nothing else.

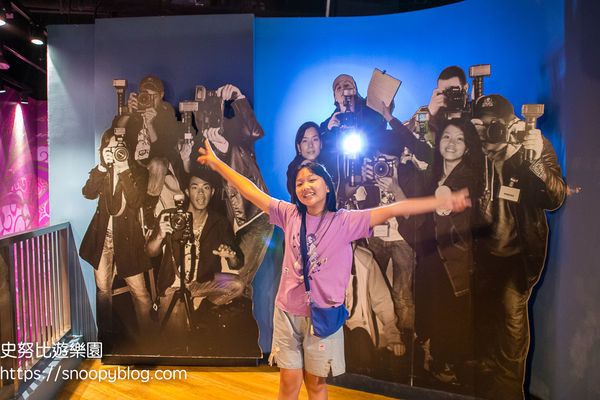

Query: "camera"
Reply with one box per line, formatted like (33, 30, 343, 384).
(370, 156, 395, 178)
(162, 194, 193, 242)
(108, 127, 129, 163)
(194, 85, 223, 131)
(483, 118, 527, 144)
(337, 111, 357, 128)
(136, 91, 156, 112)
(362, 156, 395, 185)
(442, 86, 467, 113)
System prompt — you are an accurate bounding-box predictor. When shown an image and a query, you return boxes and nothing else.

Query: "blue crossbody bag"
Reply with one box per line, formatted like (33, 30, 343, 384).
(300, 211, 348, 338)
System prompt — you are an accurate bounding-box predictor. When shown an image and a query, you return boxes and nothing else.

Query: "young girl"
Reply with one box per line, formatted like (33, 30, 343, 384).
(197, 139, 468, 400)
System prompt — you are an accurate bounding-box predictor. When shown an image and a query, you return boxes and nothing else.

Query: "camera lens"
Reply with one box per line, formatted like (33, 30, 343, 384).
(170, 214, 187, 231)
(113, 145, 129, 162)
(486, 120, 508, 144)
(373, 161, 390, 177)
(137, 92, 153, 110)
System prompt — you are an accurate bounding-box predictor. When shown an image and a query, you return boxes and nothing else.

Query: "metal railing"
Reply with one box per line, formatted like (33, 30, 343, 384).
(0, 222, 95, 398)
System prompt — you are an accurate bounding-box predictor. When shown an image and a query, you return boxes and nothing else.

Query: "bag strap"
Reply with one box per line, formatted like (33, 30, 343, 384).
(299, 210, 311, 292)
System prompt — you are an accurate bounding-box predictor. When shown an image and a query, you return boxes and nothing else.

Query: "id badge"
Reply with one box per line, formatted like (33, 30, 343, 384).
(498, 185, 520, 202)
(373, 224, 390, 238)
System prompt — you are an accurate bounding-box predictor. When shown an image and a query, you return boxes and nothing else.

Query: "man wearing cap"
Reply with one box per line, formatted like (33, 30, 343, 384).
(319, 74, 387, 194)
(123, 74, 180, 228)
(471, 94, 566, 400)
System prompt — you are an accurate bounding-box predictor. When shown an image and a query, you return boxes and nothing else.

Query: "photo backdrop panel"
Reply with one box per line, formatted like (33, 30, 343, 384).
(254, 0, 565, 397)
(51, 14, 269, 362)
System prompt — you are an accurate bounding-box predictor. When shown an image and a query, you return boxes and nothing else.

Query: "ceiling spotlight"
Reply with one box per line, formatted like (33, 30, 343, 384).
(20, 93, 28, 104)
(30, 25, 45, 46)
(0, 82, 6, 94)
(0, 4, 12, 27)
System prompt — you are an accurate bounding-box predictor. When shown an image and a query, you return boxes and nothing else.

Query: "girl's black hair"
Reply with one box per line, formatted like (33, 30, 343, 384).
(291, 161, 337, 214)
(295, 162, 337, 286)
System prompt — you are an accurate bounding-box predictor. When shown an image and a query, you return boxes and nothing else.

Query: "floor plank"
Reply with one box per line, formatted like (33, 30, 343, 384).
(54, 359, 399, 399)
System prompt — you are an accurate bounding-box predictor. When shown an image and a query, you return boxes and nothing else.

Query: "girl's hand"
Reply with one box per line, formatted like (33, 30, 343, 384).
(197, 139, 219, 170)
(437, 187, 471, 214)
(446, 188, 471, 212)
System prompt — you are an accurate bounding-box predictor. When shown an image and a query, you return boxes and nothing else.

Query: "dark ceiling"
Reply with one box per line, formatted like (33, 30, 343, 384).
(0, 0, 461, 100)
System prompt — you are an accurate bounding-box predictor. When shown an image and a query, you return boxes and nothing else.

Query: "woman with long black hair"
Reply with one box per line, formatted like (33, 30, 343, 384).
(285, 121, 323, 198)
(411, 117, 484, 386)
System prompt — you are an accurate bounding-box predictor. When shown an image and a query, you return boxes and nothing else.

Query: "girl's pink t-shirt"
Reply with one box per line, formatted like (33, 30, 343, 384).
(269, 199, 372, 317)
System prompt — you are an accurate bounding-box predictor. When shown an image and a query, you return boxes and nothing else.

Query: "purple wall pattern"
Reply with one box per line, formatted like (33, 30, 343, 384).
(0, 87, 49, 237)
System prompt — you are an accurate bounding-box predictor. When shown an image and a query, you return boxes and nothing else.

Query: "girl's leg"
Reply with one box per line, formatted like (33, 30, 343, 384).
(279, 368, 303, 400)
(304, 371, 328, 400)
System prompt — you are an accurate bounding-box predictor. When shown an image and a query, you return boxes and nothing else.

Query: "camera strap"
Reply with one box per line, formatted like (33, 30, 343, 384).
(189, 241, 197, 282)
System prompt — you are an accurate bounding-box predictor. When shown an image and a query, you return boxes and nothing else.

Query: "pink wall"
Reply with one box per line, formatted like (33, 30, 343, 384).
(0, 88, 49, 237)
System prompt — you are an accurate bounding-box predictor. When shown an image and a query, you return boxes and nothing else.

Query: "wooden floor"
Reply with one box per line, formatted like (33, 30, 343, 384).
(55, 359, 398, 399)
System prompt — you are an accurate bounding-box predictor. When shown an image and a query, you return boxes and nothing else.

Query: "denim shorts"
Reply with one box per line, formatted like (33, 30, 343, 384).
(269, 306, 345, 377)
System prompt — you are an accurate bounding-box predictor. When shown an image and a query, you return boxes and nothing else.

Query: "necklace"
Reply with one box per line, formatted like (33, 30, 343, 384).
(306, 210, 336, 248)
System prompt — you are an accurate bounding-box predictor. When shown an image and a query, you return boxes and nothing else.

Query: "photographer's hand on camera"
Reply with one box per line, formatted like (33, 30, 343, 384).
(101, 147, 114, 169)
(361, 159, 374, 183)
(428, 88, 446, 117)
(206, 127, 229, 154)
(127, 92, 138, 114)
(217, 84, 245, 101)
(327, 112, 342, 130)
(157, 214, 174, 240)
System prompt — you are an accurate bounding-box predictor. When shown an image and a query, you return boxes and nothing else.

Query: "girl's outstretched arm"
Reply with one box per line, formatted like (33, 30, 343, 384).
(197, 139, 273, 214)
(368, 189, 470, 227)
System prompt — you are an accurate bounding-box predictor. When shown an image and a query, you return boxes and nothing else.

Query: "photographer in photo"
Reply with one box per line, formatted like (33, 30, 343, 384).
(145, 167, 244, 330)
(428, 66, 471, 120)
(189, 83, 273, 300)
(122, 75, 180, 228)
(471, 94, 566, 400)
(79, 129, 153, 348)
(319, 74, 387, 192)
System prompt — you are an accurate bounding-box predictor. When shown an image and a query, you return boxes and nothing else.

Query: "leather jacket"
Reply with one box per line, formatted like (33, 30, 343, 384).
(79, 162, 151, 277)
(220, 98, 269, 230)
(478, 135, 566, 284)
